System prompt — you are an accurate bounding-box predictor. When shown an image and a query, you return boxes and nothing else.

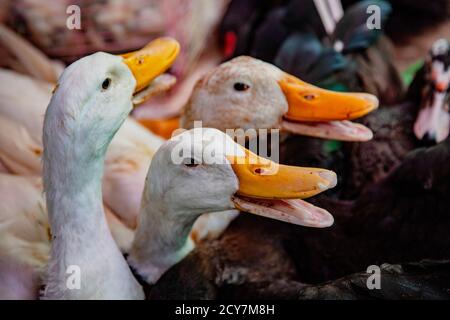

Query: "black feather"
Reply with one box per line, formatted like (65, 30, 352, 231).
(274, 32, 348, 84)
(332, 0, 392, 53)
(250, 7, 291, 62)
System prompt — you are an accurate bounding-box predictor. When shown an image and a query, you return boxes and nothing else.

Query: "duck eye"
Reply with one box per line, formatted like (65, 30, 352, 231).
(184, 158, 199, 168)
(102, 78, 112, 90)
(233, 82, 250, 91)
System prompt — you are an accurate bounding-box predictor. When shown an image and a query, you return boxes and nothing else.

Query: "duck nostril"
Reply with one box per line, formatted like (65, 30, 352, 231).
(254, 168, 263, 174)
(137, 56, 145, 65)
(304, 94, 316, 101)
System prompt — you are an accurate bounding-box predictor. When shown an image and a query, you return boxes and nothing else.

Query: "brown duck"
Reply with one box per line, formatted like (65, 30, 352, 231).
(342, 39, 450, 199)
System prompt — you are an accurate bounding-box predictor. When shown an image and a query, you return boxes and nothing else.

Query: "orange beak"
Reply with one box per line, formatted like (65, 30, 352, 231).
(121, 37, 180, 94)
(227, 148, 337, 200)
(278, 74, 379, 141)
(279, 74, 378, 122)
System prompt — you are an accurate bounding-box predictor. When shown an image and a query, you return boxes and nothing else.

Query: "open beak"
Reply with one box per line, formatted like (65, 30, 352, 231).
(228, 149, 337, 228)
(121, 37, 180, 104)
(278, 74, 379, 141)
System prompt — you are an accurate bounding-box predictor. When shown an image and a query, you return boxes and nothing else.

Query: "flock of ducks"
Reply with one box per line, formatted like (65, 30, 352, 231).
(1, 31, 367, 299)
(0, 0, 449, 300)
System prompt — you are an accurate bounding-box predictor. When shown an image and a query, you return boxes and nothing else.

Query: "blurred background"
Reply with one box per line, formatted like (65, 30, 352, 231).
(0, 0, 448, 123)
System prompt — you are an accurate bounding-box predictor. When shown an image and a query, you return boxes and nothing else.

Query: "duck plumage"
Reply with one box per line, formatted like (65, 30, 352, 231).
(342, 39, 450, 199)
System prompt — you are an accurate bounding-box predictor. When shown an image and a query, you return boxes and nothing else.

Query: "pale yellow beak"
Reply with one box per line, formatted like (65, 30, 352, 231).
(121, 37, 180, 93)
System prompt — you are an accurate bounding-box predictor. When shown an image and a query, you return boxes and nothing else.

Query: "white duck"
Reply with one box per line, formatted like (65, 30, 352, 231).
(128, 127, 337, 285)
(41, 38, 180, 299)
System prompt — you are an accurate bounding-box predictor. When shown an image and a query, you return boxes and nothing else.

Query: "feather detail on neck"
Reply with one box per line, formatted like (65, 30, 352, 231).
(41, 67, 143, 299)
(128, 193, 196, 285)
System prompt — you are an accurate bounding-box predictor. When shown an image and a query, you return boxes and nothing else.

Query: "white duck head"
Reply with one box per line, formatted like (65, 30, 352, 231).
(181, 56, 379, 141)
(44, 38, 180, 163)
(130, 127, 337, 284)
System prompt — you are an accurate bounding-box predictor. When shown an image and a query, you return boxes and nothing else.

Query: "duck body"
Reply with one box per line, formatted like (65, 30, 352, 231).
(340, 102, 416, 198)
(0, 67, 165, 229)
(296, 260, 450, 300)
(290, 135, 450, 283)
(0, 173, 49, 300)
(0, 171, 140, 299)
(152, 259, 450, 300)
(342, 39, 450, 199)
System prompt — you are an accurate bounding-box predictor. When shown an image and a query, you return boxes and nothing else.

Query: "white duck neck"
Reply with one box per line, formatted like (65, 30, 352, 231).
(129, 196, 196, 285)
(43, 125, 143, 300)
